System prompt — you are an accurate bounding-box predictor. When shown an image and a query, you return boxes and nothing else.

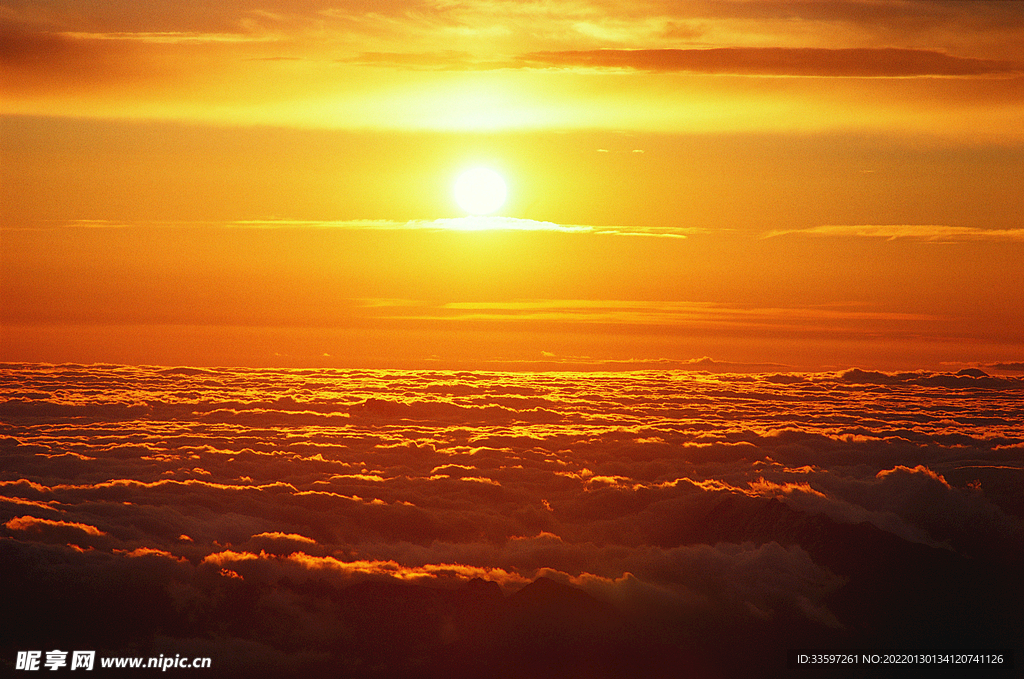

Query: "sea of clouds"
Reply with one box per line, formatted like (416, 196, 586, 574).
(2, 365, 1021, 677)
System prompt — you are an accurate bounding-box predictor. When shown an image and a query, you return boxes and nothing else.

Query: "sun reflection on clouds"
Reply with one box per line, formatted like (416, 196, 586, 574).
(5, 515, 109, 536)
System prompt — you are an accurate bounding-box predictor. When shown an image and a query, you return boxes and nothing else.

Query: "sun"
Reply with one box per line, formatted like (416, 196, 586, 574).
(453, 168, 507, 215)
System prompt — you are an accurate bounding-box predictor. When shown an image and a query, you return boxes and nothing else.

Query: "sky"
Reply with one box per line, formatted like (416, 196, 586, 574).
(2, 365, 1022, 676)
(3, 0, 1024, 369)
(3, 6, 1024, 675)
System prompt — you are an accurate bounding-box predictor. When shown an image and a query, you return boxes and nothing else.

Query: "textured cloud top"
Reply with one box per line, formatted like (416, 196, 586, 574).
(2, 364, 1022, 676)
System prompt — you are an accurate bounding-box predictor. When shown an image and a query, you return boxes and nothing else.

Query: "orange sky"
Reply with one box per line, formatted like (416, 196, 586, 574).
(2, 0, 1023, 370)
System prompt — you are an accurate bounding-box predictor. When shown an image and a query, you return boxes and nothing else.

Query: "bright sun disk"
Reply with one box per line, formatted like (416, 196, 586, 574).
(454, 168, 507, 215)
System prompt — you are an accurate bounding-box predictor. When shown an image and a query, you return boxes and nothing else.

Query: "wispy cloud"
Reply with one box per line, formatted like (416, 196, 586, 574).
(228, 217, 696, 238)
(400, 299, 941, 327)
(10, 217, 693, 238)
(984, 362, 1024, 372)
(463, 354, 794, 373)
(763, 224, 1024, 242)
(58, 31, 278, 45)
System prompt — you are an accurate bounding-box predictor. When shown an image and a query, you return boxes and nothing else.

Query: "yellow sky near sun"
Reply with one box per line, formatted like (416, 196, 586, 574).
(3, 0, 1023, 139)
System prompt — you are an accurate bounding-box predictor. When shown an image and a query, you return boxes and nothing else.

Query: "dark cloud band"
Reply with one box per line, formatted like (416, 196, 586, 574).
(519, 47, 1021, 77)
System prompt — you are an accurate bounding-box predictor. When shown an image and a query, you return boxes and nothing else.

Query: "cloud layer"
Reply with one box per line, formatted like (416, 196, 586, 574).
(2, 364, 1022, 676)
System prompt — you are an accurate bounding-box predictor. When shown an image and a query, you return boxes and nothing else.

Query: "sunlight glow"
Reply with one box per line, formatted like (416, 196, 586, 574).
(454, 168, 507, 215)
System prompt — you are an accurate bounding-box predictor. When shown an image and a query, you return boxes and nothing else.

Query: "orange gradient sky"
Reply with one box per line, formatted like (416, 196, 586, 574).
(2, 0, 1023, 370)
